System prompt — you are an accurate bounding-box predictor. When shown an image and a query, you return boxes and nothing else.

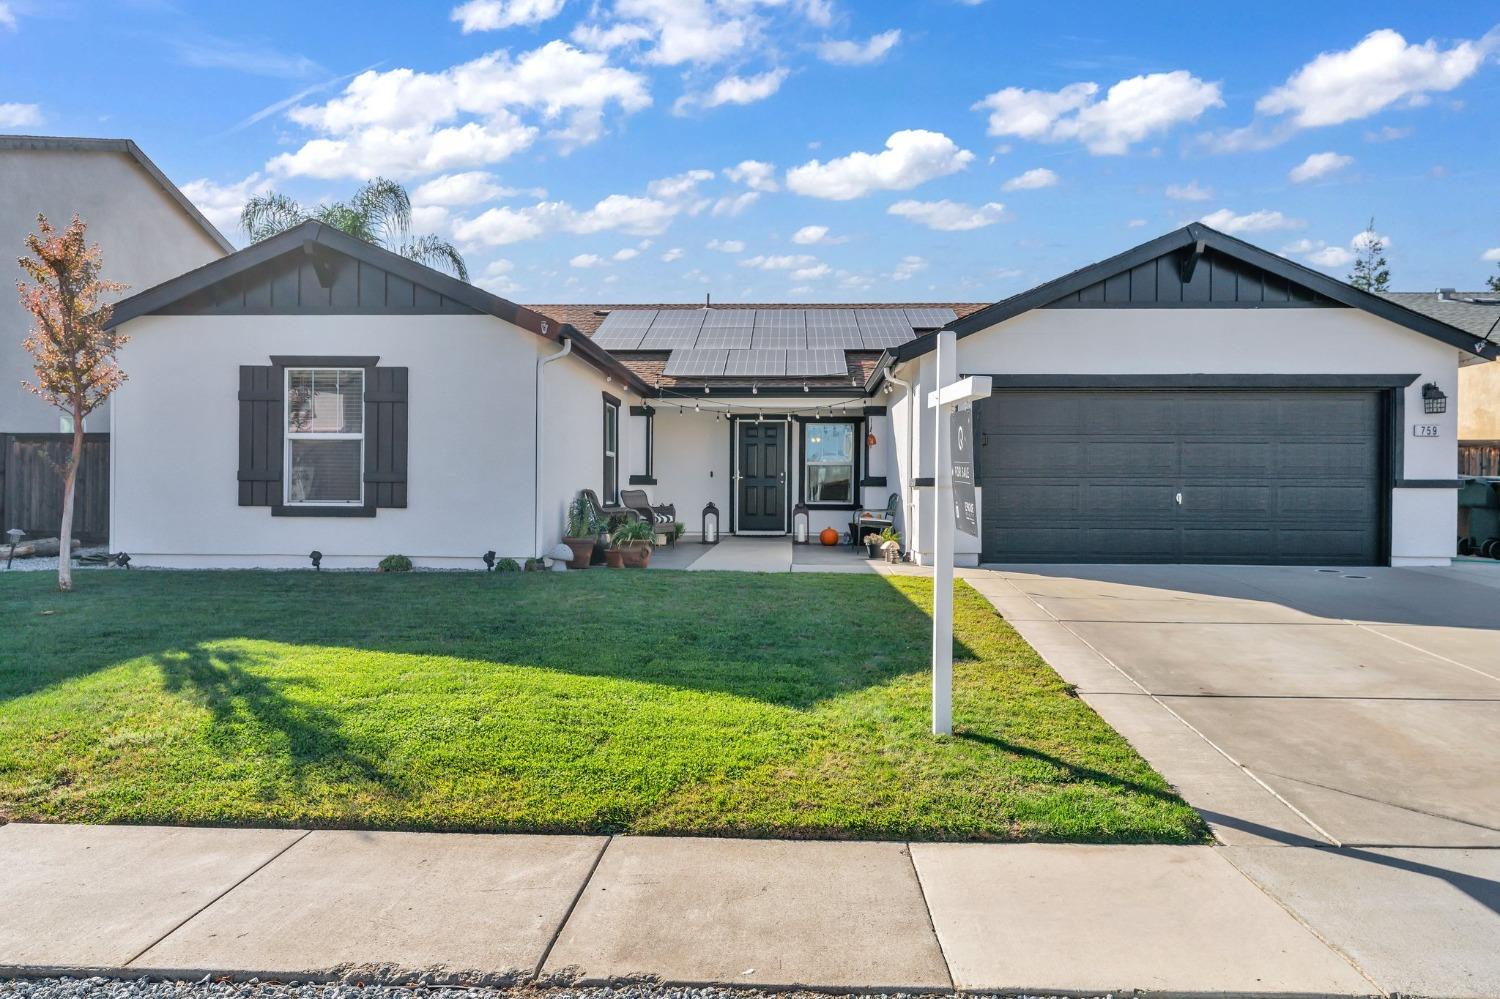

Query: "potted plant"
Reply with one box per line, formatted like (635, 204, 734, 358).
(862, 532, 882, 559)
(611, 519, 656, 568)
(562, 493, 598, 569)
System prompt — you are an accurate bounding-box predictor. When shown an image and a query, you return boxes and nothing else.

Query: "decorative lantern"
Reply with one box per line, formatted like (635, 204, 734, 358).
(792, 503, 810, 544)
(1422, 382, 1448, 414)
(701, 501, 720, 544)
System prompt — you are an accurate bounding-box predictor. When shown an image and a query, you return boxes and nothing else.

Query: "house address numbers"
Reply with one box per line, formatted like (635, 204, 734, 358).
(1412, 424, 1440, 438)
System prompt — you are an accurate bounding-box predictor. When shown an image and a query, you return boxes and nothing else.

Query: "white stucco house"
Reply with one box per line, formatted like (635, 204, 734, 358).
(104, 220, 1490, 569)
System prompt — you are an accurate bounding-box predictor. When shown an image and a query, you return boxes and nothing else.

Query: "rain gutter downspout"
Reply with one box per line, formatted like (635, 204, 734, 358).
(882, 363, 918, 553)
(534, 329, 572, 558)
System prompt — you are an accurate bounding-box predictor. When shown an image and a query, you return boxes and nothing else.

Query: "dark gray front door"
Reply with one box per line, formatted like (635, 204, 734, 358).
(737, 421, 786, 532)
(976, 389, 1384, 565)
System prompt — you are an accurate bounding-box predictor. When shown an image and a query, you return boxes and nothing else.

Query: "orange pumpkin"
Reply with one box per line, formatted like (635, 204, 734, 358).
(819, 527, 839, 546)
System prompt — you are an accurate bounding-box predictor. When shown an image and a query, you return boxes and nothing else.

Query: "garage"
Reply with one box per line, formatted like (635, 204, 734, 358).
(976, 388, 1387, 565)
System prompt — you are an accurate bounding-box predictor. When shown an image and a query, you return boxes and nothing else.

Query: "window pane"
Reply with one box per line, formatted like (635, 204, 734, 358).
(288, 439, 363, 503)
(805, 423, 853, 463)
(807, 464, 852, 503)
(288, 369, 362, 433)
(804, 423, 854, 503)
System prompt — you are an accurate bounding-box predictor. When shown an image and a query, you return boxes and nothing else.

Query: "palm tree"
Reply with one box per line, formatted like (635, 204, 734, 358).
(240, 178, 469, 281)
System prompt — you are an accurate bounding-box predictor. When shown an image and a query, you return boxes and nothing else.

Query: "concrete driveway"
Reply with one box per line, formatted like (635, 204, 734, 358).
(969, 561, 1500, 996)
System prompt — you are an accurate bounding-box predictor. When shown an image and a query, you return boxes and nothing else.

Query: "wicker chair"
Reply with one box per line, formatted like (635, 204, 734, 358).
(619, 488, 677, 546)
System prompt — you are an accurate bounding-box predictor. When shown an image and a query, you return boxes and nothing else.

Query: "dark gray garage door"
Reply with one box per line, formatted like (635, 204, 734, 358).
(977, 389, 1384, 565)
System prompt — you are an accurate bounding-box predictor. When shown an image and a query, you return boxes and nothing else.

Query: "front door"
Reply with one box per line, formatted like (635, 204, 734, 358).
(737, 420, 787, 533)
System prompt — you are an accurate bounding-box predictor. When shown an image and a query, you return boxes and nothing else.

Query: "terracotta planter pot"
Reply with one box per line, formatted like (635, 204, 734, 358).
(620, 540, 653, 568)
(562, 537, 595, 569)
(605, 549, 625, 569)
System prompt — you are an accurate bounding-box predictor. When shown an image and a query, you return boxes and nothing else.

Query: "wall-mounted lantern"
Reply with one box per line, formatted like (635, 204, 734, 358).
(792, 503, 810, 544)
(701, 501, 720, 544)
(1422, 382, 1448, 415)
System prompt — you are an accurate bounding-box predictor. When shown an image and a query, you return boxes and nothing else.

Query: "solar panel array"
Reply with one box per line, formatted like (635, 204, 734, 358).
(594, 307, 948, 377)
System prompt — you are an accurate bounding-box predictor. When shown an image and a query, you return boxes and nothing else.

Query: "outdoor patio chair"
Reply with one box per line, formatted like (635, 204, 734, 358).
(619, 488, 677, 545)
(850, 492, 900, 546)
(581, 489, 636, 528)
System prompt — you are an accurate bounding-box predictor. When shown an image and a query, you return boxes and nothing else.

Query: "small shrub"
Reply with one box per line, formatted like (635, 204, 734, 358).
(495, 558, 521, 573)
(524, 557, 547, 572)
(672, 521, 685, 540)
(378, 554, 413, 573)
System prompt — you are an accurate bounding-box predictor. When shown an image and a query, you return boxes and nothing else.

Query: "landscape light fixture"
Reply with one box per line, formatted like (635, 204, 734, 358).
(309, 550, 323, 571)
(482, 550, 497, 571)
(5, 528, 23, 570)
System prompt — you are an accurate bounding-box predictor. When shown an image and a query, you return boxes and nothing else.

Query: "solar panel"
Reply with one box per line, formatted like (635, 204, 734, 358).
(805, 326, 866, 349)
(785, 349, 846, 377)
(702, 309, 758, 328)
(804, 309, 859, 329)
(591, 310, 658, 349)
(751, 328, 807, 349)
(650, 309, 709, 328)
(663, 349, 729, 377)
(638, 310, 706, 349)
(754, 309, 806, 330)
(855, 309, 917, 349)
(723, 349, 787, 377)
(694, 327, 753, 349)
(903, 307, 958, 330)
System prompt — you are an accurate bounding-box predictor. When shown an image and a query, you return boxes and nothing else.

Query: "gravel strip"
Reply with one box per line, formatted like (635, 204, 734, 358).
(3, 547, 110, 573)
(0, 980, 1113, 999)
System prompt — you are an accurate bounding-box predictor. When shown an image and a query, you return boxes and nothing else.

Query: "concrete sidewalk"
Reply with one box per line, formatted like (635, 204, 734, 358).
(0, 822, 1388, 997)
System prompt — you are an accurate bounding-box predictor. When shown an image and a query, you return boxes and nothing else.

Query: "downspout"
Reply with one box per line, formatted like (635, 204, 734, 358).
(534, 329, 572, 559)
(882, 364, 918, 556)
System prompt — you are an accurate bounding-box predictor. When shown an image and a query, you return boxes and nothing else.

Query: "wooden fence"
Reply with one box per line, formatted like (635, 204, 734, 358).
(0, 433, 110, 543)
(1460, 441, 1500, 478)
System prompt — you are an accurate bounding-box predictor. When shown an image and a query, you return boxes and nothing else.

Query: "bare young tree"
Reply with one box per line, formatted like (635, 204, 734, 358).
(17, 214, 127, 591)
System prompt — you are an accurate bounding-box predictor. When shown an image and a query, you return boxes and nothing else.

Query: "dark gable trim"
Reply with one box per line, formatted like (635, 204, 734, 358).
(981, 373, 1421, 390)
(1396, 479, 1463, 488)
(892, 223, 1497, 364)
(106, 220, 653, 396)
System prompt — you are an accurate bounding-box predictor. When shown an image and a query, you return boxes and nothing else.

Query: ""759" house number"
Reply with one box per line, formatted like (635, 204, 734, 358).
(1412, 424, 1440, 438)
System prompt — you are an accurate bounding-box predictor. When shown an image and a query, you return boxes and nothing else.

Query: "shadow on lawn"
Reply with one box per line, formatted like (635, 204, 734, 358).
(153, 644, 398, 796)
(2, 571, 976, 712)
(956, 730, 1182, 804)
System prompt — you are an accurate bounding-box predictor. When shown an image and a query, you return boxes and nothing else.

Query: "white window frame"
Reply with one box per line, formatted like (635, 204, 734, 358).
(284, 366, 365, 507)
(602, 396, 620, 503)
(801, 419, 858, 507)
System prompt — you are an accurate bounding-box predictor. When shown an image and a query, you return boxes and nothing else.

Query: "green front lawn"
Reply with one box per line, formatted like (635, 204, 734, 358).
(0, 570, 1204, 842)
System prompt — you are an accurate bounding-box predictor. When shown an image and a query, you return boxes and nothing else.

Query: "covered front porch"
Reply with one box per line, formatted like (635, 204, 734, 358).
(645, 534, 888, 572)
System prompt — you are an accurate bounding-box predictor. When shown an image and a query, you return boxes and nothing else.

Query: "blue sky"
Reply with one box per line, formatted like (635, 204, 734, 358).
(1, 0, 1497, 303)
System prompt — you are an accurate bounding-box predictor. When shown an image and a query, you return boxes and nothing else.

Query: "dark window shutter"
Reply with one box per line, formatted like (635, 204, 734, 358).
(237, 365, 283, 506)
(365, 366, 408, 508)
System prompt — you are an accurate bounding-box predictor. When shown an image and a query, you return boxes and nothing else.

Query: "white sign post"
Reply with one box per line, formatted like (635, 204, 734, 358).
(925, 330, 992, 736)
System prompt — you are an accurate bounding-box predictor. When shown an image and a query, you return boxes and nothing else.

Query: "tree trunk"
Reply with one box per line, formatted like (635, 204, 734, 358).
(57, 402, 83, 592)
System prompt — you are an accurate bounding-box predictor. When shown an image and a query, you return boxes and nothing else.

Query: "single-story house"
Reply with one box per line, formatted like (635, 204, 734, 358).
(104, 220, 1492, 569)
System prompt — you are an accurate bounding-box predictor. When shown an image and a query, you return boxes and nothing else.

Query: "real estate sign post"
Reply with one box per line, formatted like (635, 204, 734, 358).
(927, 330, 991, 736)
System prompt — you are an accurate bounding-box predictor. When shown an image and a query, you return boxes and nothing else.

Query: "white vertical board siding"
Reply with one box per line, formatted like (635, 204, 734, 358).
(111, 314, 539, 568)
(893, 308, 1462, 566)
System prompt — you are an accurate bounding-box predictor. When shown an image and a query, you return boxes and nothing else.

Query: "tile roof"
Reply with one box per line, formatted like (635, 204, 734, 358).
(1379, 292, 1500, 341)
(528, 302, 990, 337)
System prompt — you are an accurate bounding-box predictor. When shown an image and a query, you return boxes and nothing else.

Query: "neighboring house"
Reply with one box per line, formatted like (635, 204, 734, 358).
(1379, 290, 1500, 464)
(0, 135, 231, 538)
(104, 221, 1489, 569)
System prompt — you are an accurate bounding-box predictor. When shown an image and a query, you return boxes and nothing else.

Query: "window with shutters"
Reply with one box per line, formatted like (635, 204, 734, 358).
(285, 367, 364, 505)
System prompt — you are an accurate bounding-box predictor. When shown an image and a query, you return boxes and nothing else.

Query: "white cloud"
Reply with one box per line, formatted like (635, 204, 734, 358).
(791, 224, 845, 245)
(577, 0, 749, 67)
(678, 68, 788, 113)
(1200, 208, 1305, 234)
(477, 258, 519, 295)
(412, 171, 525, 206)
(741, 253, 818, 270)
(270, 41, 651, 178)
(817, 29, 901, 66)
(712, 191, 760, 216)
(1288, 151, 1353, 183)
(1365, 124, 1411, 142)
(451, 0, 566, 32)
(1285, 226, 1393, 271)
(1482, 248, 1500, 263)
(1001, 167, 1058, 191)
(975, 70, 1223, 154)
(660, 247, 685, 262)
(570, 253, 605, 268)
(888, 199, 1007, 231)
(708, 238, 745, 253)
(1165, 180, 1212, 201)
(453, 190, 681, 246)
(647, 168, 714, 199)
(612, 247, 640, 261)
(785, 129, 973, 200)
(1126, 218, 1148, 228)
(724, 159, 779, 192)
(0, 3, 15, 30)
(1257, 28, 1497, 129)
(1352, 226, 1391, 252)
(791, 263, 831, 281)
(891, 255, 927, 280)
(180, 173, 273, 232)
(0, 102, 41, 127)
